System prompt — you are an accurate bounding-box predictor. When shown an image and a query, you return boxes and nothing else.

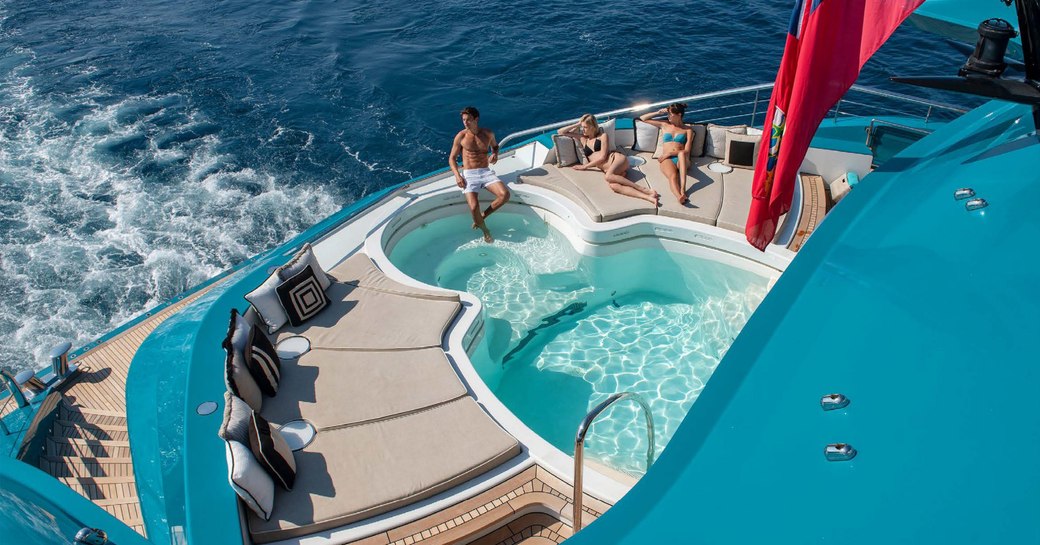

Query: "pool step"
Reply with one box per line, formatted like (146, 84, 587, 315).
(58, 403, 128, 428)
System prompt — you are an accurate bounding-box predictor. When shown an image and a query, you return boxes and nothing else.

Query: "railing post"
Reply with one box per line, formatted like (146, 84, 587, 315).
(0, 368, 28, 409)
(751, 89, 761, 126)
(833, 99, 843, 122)
(925, 105, 933, 124)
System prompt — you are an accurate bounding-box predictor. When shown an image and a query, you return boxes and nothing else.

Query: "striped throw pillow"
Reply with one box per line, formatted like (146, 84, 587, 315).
(248, 412, 297, 490)
(245, 327, 280, 396)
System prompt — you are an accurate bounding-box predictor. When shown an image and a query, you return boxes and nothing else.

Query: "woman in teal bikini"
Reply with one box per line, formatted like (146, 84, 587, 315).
(638, 103, 693, 204)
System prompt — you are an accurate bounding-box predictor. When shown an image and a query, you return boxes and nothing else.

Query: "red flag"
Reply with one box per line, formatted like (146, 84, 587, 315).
(745, 0, 923, 250)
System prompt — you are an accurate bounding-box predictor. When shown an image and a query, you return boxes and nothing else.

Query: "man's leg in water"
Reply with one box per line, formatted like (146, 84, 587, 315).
(465, 191, 493, 243)
(482, 181, 510, 221)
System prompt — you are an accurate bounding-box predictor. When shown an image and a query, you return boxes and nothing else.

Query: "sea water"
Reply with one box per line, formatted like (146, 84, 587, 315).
(0, 0, 971, 371)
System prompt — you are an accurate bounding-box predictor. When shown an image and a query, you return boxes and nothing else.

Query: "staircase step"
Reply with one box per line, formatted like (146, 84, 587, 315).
(54, 421, 130, 441)
(41, 456, 135, 478)
(61, 476, 139, 501)
(93, 496, 140, 507)
(59, 404, 127, 426)
(46, 437, 131, 458)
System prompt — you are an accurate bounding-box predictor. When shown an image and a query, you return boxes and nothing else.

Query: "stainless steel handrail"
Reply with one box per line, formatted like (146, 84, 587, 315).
(498, 83, 967, 147)
(572, 392, 655, 532)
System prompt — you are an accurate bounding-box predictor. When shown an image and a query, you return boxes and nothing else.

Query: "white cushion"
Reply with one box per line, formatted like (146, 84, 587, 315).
(690, 124, 707, 157)
(227, 440, 275, 520)
(245, 272, 289, 334)
(225, 348, 263, 412)
(830, 174, 852, 203)
(600, 118, 616, 151)
(277, 243, 331, 291)
(552, 135, 585, 167)
(632, 120, 659, 152)
(705, 124, 747, 158)
(746, 127, 763, 136)
(724, 132, 761, 170)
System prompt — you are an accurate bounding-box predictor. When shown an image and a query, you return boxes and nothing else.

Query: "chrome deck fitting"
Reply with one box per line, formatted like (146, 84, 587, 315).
(821, 393, 850, 410)
(825, 443, 857, 462)
(965, 198, 988, 211)
(954, 187, 975, 200)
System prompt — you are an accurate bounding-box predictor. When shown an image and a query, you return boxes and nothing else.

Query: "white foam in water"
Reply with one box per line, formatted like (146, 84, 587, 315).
(0, 54, 340, 372)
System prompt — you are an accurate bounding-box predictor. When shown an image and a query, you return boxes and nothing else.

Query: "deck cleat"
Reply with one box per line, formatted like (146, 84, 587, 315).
(954, 187, 975, 200)
(821, 393, 850, 411)
(825, 443, 858, 462)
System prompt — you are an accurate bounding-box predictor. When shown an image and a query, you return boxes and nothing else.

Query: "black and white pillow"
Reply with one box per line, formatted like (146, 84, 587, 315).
(632, 120, 660, 152)
(222, 308, 251, 354)
(225, 345, 263, 411)
(277, 243, 332, 291)
(552, 135, 586, 167)
(226, 439, 274, 520)
(218, 392, 253, 444)
(245, 327, 280, 396)
(276, 266, 330, 327)
(248, 412, 297, 490)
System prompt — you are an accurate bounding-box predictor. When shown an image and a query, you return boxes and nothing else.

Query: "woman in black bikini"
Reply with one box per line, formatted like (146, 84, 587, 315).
(557, 114, 659, 205)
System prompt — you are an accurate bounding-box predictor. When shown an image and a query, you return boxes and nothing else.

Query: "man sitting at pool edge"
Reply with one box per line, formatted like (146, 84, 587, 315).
(449, 106, 510, 243)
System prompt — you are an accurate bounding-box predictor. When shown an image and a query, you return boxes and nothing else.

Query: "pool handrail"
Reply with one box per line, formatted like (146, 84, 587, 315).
(573, 391, 655, 532)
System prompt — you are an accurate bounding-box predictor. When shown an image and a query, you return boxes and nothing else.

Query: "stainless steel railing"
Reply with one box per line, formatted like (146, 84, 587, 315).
(498, 83, 969, 148)
(572, 392, 655, 532)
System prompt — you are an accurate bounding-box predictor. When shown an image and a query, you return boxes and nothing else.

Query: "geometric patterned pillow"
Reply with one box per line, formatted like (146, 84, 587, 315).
(276, 266, 330, 327)
(245, 327, 280, 396)
(248, 412, 297, 490)
(276, 243, 332, 291)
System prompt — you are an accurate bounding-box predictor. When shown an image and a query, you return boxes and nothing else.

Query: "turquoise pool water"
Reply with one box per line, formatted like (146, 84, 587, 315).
(389, 210, 770, 474)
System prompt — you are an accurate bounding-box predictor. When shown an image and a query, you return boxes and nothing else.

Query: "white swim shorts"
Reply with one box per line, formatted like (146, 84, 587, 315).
(461, 168, 503, 193)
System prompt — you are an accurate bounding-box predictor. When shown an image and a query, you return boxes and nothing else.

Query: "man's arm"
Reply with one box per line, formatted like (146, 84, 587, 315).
(449, 132, 465, 188)
(487, 130, 499, 165)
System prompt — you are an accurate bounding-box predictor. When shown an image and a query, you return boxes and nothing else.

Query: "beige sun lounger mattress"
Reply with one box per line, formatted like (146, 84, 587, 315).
(260, 347, 468, 430)
(328, 254, 459, 302)
(634, 154, 725, 226)
(715, 166, 754, 233)
(274, 282, 461, 350)
(248, 396, 522, 543)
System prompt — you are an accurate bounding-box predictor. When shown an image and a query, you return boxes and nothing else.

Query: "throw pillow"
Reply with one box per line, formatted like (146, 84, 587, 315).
(226, 439, 274, 520)
(724, 132, 761, 170)
(245, 327, 280, 397)
(690, 124, 707, 157)
(248, 412, 297, 490)
(225, 346, 262, 411)
(218, 392, 253, 444)
(276, 266, 330, 327)
(705, 124, 747, 159)
(552, 135, 585, 167)
(632, 120, 660, 152)
(245, 272, 290, 334)
(276, 243, 331, 291)
(600, 118, 617, 151)
(222, 308, 251, 354)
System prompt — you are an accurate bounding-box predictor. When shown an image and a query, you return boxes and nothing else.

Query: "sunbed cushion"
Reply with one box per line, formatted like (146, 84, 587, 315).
(600, 118, 616, 150)
(246, 272, 291, 334)
(642, 155, 725, 226)
(518, 167, 601, 221)
(276, 266, 330, 327)
(277, 243, 332, 291)
(275, 282, 461, 350)
(247, 397, 522, 543)
(552, 135, 586, 167)
(260, 347, 467, 430)
(554, 164, 657, 222)
(724, 132, 760, 170)
(226, 346, 263, 411)
(227, 439, 274, 521)
(689, 123, 708, 157)
(705, 124, 747, 158)
(246, 327, 281, 396)
(716, 167, 755, 233)
(328, 254, 458, 301)
(249, 412, 297, 490)
(632, 119, 659, 152)
(219, 392, 253, 444)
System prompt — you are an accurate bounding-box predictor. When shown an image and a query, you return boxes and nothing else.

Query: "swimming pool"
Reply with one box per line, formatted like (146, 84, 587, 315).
(388, 210, 773, 475)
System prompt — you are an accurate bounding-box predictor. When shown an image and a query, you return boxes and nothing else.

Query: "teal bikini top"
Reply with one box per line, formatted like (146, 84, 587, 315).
(662, 132, 688, 144)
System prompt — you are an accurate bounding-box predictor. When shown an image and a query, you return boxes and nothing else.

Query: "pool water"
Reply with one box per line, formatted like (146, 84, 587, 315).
(389, 211, 770, 475)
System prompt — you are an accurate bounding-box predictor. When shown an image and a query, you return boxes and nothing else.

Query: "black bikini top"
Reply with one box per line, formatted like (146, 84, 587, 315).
(583, 138, 602, 157)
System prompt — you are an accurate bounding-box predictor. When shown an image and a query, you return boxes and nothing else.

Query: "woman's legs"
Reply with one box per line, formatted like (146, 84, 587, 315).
(659, 157, 686, 204)
(604, 153, 658, 204)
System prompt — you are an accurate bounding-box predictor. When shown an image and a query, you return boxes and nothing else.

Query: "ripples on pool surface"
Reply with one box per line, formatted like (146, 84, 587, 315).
(390, 211, 769, 475)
